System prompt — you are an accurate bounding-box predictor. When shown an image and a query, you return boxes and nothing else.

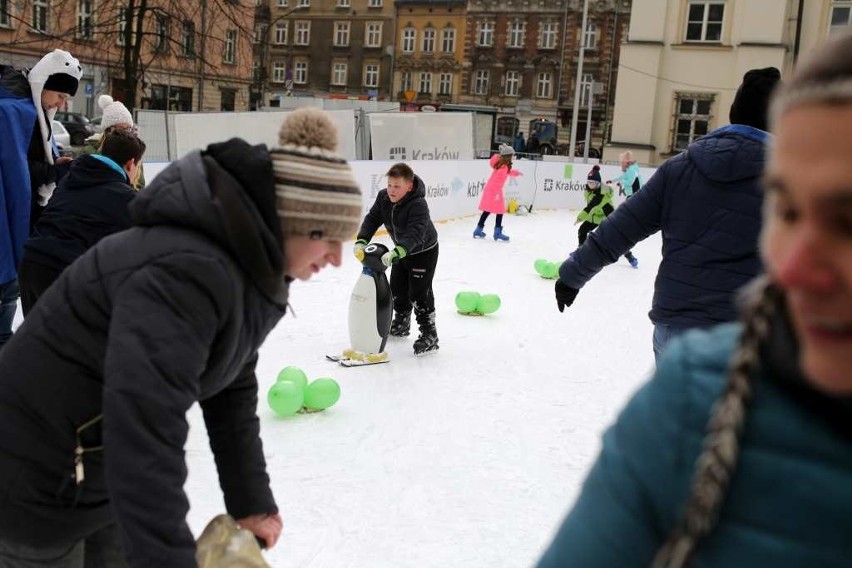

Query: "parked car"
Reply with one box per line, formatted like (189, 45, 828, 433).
(90, 115, 103, 134)
(51, 120, 72, 154)
(54, 110, 94, 146)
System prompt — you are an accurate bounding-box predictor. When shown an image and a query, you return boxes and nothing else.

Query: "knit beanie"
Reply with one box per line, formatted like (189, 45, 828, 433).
(499, 143, 515, 156)
(270, 108, 363, 241)
(98, 94, 134, 129)
(587, 165, 602, 184)
(729, 67, 782, 131)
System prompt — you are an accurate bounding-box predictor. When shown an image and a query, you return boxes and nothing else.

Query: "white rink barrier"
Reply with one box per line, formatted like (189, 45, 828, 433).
(144, 160, 658, 222)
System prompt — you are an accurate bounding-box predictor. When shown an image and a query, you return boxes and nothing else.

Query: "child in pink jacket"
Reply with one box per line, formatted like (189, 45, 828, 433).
(473, 144, 522, 242)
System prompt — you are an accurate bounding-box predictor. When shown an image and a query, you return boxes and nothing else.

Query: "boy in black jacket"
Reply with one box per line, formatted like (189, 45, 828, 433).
(355, 163, 440, 355)
(19, 127, 146, 314)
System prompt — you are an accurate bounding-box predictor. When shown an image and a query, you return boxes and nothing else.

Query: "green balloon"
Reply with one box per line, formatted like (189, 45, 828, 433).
(534, 258, 548, 276)
(455, 291, 481, 314)
(477, 293, 501, 315)
(304, 378, 341, 410)
(267, 381, 304, 416)
(276, 366, 308, 391)
(542, 262, 559, 279)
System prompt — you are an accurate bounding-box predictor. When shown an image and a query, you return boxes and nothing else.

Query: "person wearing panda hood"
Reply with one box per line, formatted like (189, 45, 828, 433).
(0, 48, 82, 351)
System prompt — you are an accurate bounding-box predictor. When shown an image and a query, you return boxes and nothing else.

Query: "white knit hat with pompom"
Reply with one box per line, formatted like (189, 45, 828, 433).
(269, 108, 362, 241)
(98, 94, 134, 130)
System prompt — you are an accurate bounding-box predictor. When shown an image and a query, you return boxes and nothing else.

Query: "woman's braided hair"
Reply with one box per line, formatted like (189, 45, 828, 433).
(653, 32, 852, 567)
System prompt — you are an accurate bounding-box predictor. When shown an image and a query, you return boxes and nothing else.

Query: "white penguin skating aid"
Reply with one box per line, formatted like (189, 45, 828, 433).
(327, 243, 393, 367)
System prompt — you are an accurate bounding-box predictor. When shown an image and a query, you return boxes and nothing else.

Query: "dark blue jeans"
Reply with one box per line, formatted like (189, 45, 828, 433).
(0, 523, 126, 567)
(652, 323, 688, 363)
(0, 278, 19, 350)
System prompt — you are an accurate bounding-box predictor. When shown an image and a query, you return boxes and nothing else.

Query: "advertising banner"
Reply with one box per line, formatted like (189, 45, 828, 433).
(368, 113, 474, 161)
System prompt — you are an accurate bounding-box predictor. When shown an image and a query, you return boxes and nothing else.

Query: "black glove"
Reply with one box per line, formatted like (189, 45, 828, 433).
(555, 280, 579, 313)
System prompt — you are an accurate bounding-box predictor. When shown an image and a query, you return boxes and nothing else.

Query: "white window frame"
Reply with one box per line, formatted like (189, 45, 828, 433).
(365, 22, 382, 47)
(77, 0, 93, 39)
(272, 61, 287, 83)
(473, 69, 489, 95)
(294, 60, 308, 84)
(422, 27, 436, 53)
(337, 0, 350, 6)
(477, 20, 494, 47)
(274, 22, 288, 44)
(400, 71, 412, 92)
(580, 73, 594, 107)
(685, 1, 725, 43)
(673, 93, 714, 151)
(295, 21, 310, 45)
(441, 26, 455, 53)
(508, 20, 525, 48)
(419, 72, 432, 94)
(536, 72, 552, 99)
(277, 0, 288, 6)
(182, 21, 195, 56)
(332, 62, 348, 85)
(829, 1, 852, 35)
(438, 72, 453, 95)
(297, 0, 310, 7)
(402, 27, 416, 53)
(584, 20, 598, 49)
(539, 21, 557, 49)
(504, 70, 520, 96)
(364, 64, 379, 87)
(33, 0, 48, 33)
(334, 21, 350, 46)
(368, 0, 382, 6)
(223, 29, 237, 64)
(117, 6, 127, 45)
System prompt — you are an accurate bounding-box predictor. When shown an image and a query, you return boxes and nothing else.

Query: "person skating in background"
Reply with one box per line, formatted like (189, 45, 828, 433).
(79, 94, 146, 189)
(575, 165, 637, 267)
(555, 66, 780, 361)
(19, 127, 146, 315)
(538, 34, 852, 567)
(609, 150, 642, 197)
(474, 143, 522, 241)
(0, 107, 363, 566)
(355, 162, 440, 355)
(0, 48, 82, 350)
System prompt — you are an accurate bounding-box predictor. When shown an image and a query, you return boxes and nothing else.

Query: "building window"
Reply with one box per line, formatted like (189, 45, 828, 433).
(477, 21, 494, 46)
(438, 73, 453, 95)
(252, 60, 261, 83)
(332, 62, 348, 85)
(473, 69, 489, 95)
(77, 0, 93, 39)
(365, 22, 382, 47)
(504, 70, 520, 96)
(580, 73, 593, 106)
(294, 60, 308, 84)
(368, 0, 382, 6)
(272, 62, 286, 83)
(0, 0, 10, 27)
(419, 72, 432, 94)
(441, 26, 455, 53)
(508, 20, 525, 48)
(220, 89, 236, 112)
(337, 0, 350, 6)
(497, 116, 519, 139)
(223, 29, 237, 64)
(536, 72, 552, 98)
(298, 0, 309, 6)
(277, 0, 288, 5)
(402, 27, 416, 52)
(584, 21, 598, 49)
(673, 94, 714, 151)
(422, 27, 436, 53)
(295, 21, 310, 45)
(334, 21, 349, 46)
(829, 1, 852, 35)
(117, 7, 127, 45)
(155, 14, 169, 52)
(182, 21, 195, 56)
(685, 1, 724, 42)
(539, 21, 557, 49)
(33, 0, 48, 32)
(274, 22, 288, 44)
(400, 71, 412, 92)
(364, 64, 379, 87)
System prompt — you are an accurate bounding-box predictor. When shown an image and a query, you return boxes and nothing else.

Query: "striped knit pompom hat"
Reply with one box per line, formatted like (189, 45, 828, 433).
(271, 108, 363, 241)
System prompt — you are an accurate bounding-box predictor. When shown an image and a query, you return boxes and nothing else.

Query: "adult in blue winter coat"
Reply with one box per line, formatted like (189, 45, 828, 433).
(18, 127, 146, 314)
(555, 66, 782, 360)
(0, 49, 82, 350)
(538, 34, 852, 568)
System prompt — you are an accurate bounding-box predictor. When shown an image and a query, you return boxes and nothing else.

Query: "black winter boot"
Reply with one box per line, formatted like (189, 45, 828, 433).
(412, 306, 439, 356)
(390, 311, 411, 337)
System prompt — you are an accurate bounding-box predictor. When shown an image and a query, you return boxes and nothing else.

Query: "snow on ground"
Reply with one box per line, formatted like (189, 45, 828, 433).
(15, 207, 661, 567)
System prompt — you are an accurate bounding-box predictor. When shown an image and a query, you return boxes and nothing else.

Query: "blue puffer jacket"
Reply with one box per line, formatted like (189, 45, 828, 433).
(559, 125, 767, 328)
(538, 322, 852, 567)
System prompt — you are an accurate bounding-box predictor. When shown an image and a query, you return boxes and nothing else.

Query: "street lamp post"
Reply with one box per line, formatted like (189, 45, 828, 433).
(568, 0, 590, 159)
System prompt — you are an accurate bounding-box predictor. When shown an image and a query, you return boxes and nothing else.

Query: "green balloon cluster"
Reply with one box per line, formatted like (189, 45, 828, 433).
(268, 367, 341, 416)
(534, 258, 559, 279)
(455, 291, 501, 316)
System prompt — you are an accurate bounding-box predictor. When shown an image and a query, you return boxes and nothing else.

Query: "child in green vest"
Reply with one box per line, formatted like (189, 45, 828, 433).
(575, 165, 638, 267)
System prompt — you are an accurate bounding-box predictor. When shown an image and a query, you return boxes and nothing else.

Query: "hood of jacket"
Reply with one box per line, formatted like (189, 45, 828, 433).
(399, 174, 426, 204)
(685, 124, 769, 185)
(129, 138, 288, 305)
(63, 154, 128, 189)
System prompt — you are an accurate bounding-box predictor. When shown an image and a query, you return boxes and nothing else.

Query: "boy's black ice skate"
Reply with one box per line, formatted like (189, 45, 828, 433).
(413, 330, 439, 356)
(389, 312, 411, 337)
